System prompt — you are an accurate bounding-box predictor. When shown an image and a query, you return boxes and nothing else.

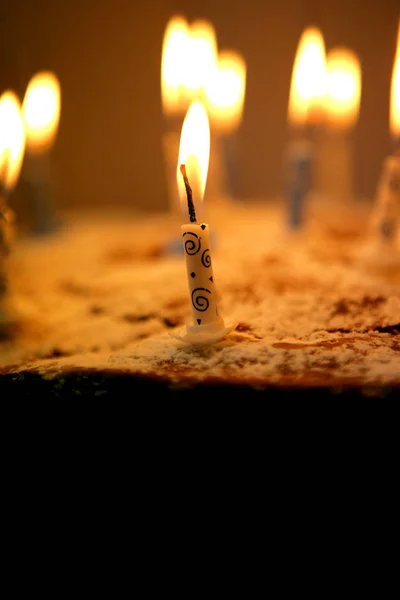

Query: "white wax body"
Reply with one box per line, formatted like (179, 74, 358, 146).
(370, 155, 400, 241)
(181, 222, 223, 327)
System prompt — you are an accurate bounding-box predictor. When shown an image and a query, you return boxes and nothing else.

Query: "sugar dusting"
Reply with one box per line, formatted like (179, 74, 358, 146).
(1, 200, 400, 390)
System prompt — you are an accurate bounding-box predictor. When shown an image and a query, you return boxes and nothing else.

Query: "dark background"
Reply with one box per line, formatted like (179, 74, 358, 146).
(0, 0, 399, 214)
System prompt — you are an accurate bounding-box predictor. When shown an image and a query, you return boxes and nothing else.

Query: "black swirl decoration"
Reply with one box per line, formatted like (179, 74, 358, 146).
(182, 231, 201, 255)
(201, 248, 211, 268)
(191, 287, 211, 312)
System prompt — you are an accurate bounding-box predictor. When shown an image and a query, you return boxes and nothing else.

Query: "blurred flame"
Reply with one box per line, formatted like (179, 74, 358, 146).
(22, 71, 61, 152)
(326, 48, 361, 130)
(390, 20, 400, 139)
(183, 20, 218, 97)
(288, 27, 327, 126)
(206, 50, 246, 133)
(177, 100, 210, 212)
(161, 15, 191, 115)
(0, 91, 26, 191)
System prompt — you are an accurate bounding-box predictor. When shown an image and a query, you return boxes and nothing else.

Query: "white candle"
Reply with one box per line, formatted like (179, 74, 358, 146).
(315, 47, 361, 205)
(285, 26, 327, 229)
(0, 91, 26, 246)
(369, 155, 400, 244)
(172, 101, 235, 345)
(21, 70, 61, 235)
(0, 91, 26, 330)
(206, 49, 247, 201)
(368, 21, 400, 247)
(161, 17, 219, 215)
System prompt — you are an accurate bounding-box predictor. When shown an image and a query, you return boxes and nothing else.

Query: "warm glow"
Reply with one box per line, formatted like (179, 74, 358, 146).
(325, 48, 361, 131)
(288, 26, 327, 126)
(161, 15, 191, 115)
(22, 71, 61, 152)
(0, 91, 26, 191)
(206, 50, 246, 133)
(183, 20, 218, 98)
(390, 20, 400, 139)
(177, 100, 210, 212)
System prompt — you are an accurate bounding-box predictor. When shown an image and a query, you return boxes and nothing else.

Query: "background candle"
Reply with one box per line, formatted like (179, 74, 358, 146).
(368, 20, 400, 246)
(0, 91, 26, 330)
(161, 15, 191, 216)
(206, 49, 246, 202)
(175, 100, 234, 345)
(161, 17, 220, 215)
(315, 47, 361, 207)
(0, 91, 26, 204)
(285, 26, 327, 229)
(0, 91, 26, 243)
(21, 70, 61, 235)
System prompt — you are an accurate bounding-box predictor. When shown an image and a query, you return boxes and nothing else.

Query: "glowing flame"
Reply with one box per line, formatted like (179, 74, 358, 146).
(177, 101, 210, 212)
(206, 50, 246, 133)
(161, 15, 191, 115)
(22, 71, 61, 152)
(325, 48, 361, 131)
(288, 26, 327, 126)
(390, 20, 400, 139)
(183, 20, 218, 97)
(0, 91, 26, 191)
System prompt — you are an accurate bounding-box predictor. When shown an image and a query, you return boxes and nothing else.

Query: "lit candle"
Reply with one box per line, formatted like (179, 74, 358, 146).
(368, 20, 400, 248)
(206, 50, 247, 201)
(315, 47, 361, 206)
(285, 26, 327, 229)
(0, 91, 26, 329)
(172, 100, 235, 345)
(0, 91, 26, 200)
(161, 17, 218, 214)
(21, 70, 61, 235)
(161, 16, 191, 216)
(0, 91, 26, 240)
(161, 15, 191, 119)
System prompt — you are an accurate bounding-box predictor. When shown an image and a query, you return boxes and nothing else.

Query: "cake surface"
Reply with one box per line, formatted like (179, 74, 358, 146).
(1, 197, 400, 398)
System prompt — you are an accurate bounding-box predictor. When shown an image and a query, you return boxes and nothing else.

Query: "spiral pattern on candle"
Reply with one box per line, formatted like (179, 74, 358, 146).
(191, 287, 211, 312)
(201, 248, 211, 268)
(182, 231, 201, 255)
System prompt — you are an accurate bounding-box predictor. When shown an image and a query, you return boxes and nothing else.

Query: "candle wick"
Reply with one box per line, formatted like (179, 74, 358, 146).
(180, 164, 197, 223)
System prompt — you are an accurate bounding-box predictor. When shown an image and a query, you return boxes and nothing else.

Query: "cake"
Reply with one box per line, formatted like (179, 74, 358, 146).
(1, 196, 400, 399)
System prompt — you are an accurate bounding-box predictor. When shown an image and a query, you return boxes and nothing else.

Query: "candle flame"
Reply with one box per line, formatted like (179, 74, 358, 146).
(177, 100, 210, 213)
(206, 50, 246, 133)
(22, 71, 61, 153)
(183, 20, 218, 97)
(0, 91, 26, 191)
(161, 15, 191, 116)
(288, 26, 327, 127)
(390, 20, 400, 139)
(325, 48, 361, 131)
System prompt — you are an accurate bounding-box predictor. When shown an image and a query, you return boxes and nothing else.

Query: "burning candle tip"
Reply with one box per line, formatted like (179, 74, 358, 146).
(180, 163, 197, 223)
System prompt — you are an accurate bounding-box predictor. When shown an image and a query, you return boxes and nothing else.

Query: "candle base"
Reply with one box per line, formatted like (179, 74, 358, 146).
(170, 319, 236, 346)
